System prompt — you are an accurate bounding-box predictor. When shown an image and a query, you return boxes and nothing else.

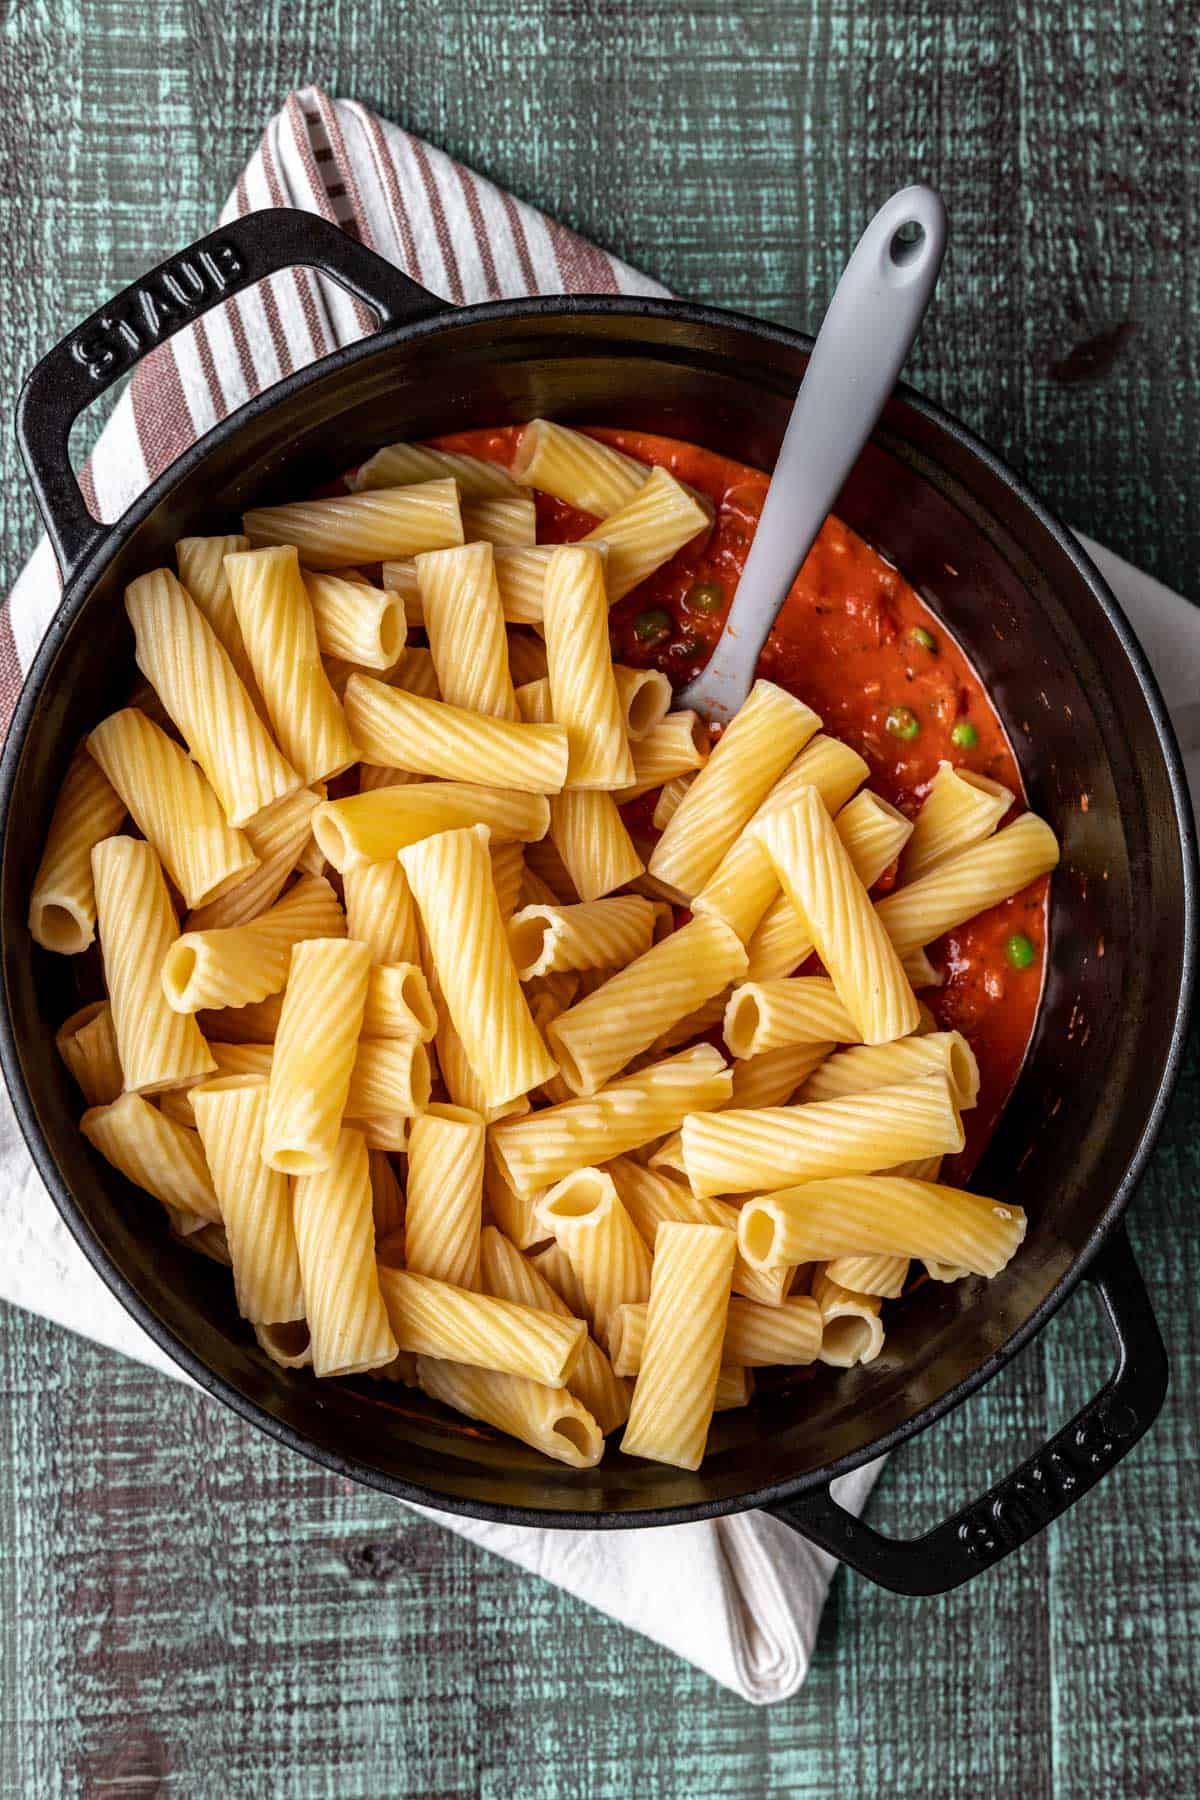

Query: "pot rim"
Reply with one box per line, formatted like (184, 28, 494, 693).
(2, 291, 1195, 1528)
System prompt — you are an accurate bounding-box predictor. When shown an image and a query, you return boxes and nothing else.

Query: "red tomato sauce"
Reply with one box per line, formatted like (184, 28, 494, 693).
(432, 426, 1048, 1178)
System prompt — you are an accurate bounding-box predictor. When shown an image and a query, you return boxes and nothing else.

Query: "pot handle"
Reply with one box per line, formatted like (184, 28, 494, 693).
(767, 1225, 1167, 1595)
(16, 207, 450, 585)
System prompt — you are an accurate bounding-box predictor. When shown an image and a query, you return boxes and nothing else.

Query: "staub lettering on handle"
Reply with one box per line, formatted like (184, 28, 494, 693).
(70, 241, 246, 381)
(956, 1401, 1139, 1564)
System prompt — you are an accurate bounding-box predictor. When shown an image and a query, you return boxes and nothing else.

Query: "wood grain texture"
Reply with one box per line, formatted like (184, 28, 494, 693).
(1, 0, 1198, 1793)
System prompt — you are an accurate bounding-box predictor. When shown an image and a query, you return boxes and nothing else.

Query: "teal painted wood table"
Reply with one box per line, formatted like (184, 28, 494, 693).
(1, 2, 1198, 1793)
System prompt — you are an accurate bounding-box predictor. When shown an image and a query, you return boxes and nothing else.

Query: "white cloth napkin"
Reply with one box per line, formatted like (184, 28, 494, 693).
(2, 85, 1197, 1705)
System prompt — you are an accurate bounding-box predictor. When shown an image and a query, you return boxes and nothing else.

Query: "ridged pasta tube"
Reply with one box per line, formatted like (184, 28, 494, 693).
(263, 937, 371, 1174)
(302, 570, 407, 670)
(175, 532, 260, 702)
(81, 1090, 219, 1223)
(691, 733, 868, 940)
(653, 775, 693, 830)
(342, 861, 421, 965)
(461, 496, 537, 546)
(546, 914, 747, 1095)
(727, 1042, 832, 1109)
(616, 710, 709, 801)
(724, 977, 861, 1058)
(344, 674, 568, 793)
(378, 1268, 585, 1385)
(876, 813, 1060, 954)
(399, 823, 556, 1108)
(620, 1222, 736, 1471)
(507, 895, 655, 979)
(352, 440, 522, 498)
(753, 788, 919, 1044)
(580, 467, 711, 599)
(29, 744, 127, 953)
(162, 874, 344, 1013)
(185, 786, 321, 931)
(737, 1174, 1027, 1277)
(529, 1240, 589, 1316)
(650, 681, 821, 897)
(243, 479, 463, 567)
(608, 1291, 822, 1374)
(607, 1156, 788, 1308)
(88, 708, 258, 911)
(125, 568, 299, 825)
(313, 781, 549, 872)
(91, 837, 214, 1093)
(369, 1148, 406, 1240)
(744, 787, 922, 981)
(681, 1072, 965, 1197)
(291, 1126, 399, 1376)
(821, 1253, 909, 1299)
(801, 1030, 980, 1111)
(404, 1104, 485, 1288)
(254, 1321, 314, 1369)
(534, 1166, 653, 1345)
(901, 761, 1014, 882)
(478, 1226, 630, 1435)
(489, 1044, 732, 1194)
(198, 991, 284, 1044)
(482, 1141, 545, 1251)
(511, 419, 649, 516)
(810, 1267, 886, 1367)
(612, 665, 671, 741)
(191, 1075, 305, 1324)
(346, 1037, 432, 1118)
(415, 1357, 604, 1468)
(415, 541, 518, 719)
(55, 1001, 122, 1106)
(542, 544, 635, 789)
(515, 676, 643, 900)
(360, 962, 438, 1040)
(225, 545, 357, 782)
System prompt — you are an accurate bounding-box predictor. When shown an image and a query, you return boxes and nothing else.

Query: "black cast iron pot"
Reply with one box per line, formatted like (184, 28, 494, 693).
(4, 209, 1195, 1595)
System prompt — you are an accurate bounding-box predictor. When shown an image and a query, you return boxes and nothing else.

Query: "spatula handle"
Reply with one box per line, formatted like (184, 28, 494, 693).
(678, 185, 947, 722)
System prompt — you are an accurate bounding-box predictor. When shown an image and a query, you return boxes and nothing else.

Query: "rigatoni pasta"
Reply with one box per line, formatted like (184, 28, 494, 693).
(541, 544, 635, 789)
(291, 1127, 399, 1376)
(225, 545, 357, 783)
(191, 1075, 305, 1325)
(415, 541, 518, 719)
(88, 708, 258, 911)
(545, 913, 746, 1094)
(262, 936, 371, 1174)
(92, 836, 215, 1094)
(82, 1091, 220, 1226)
(620, 1222, 736, 1471)
(162, 874, 345, 1013)
(29, 743, 127, 953)
(244, 479, 464, 567)
(753, 787, 919, 1044)
(900, 761, 1014, 882)
(56, 1001, 123, 1106)
(125, 568, 299, 826)
(399, 1104, 486, 1289)
(344, 675, 569, 794)
(302, 570, 407, 671)
(650, 680, 821, 897)
(313, 781, 549, 872)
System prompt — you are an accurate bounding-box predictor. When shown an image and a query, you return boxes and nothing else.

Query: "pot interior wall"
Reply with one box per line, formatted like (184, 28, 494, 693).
(2, 308, 1188, 1516)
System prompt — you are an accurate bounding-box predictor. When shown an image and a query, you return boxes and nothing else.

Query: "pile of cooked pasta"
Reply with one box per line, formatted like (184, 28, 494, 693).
(30, 420, 1060, 1473)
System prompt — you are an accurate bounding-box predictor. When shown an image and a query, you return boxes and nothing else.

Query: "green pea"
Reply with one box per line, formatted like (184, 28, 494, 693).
(633, 607, 673, 646)
(885, 705, 920, 741)
(683, 579, 724, 617)
(1005, 932, 1035, 970)
(909, 625, 937, 652)
(951, 719, 979, 750)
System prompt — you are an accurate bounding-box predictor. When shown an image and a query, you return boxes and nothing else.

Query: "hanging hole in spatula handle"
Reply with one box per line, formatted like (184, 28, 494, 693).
(16, 207, 450, 586)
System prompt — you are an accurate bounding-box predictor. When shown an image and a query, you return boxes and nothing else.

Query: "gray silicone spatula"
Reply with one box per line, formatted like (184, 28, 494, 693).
(676, 184, 947, 723)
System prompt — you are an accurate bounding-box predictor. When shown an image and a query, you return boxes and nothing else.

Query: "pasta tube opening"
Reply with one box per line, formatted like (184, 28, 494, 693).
(538, 1167, 610, 1221)
(32, 899, 90, 954)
